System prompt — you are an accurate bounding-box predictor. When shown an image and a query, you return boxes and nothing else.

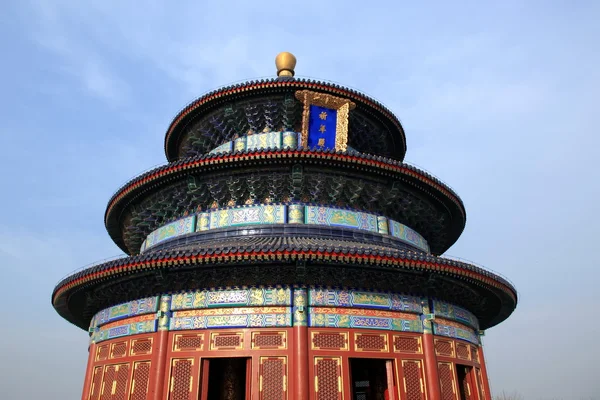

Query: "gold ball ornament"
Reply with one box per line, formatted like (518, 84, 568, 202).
(275, 52, 297, 77)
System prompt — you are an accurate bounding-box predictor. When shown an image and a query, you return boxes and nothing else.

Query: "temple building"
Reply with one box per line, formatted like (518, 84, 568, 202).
(52, 52, 517, 400)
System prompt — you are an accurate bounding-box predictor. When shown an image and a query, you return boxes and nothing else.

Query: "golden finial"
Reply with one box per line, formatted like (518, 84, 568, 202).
(275, 52, 296, 77)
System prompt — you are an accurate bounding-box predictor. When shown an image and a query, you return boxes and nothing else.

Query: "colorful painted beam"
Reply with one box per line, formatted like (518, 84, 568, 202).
(91, 296, 159, 328)
(89, 288, 480, 344)
(208, 131, 299, 155)
(433, 318, 479, 345)
(432, 299, 479, 330)
(141, 204, 429, 253)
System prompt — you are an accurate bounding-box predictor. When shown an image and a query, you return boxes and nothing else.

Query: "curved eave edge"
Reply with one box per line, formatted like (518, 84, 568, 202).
(104, 149, 466, 254)
(52, 250, 517, 330)
(162, 78, 407, 161)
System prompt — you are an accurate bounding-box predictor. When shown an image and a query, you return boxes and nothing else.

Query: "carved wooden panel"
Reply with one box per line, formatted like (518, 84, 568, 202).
(113, 363, 130, 400)
(210, 332, 243, 350)
(130, 338, 153, 356)
(438, 362, 458, 400)
(129, 361, 151, 400)
(393, 335, 422, 354)
(401, 360, 426, 400)
(173, 333, 204, 352)
(435, 339, 455, 358)
(110, 341, 128, 359)
(456, 343, 470, 360)
(88, 366, 103, 400)
(252, 331, 287, 350)
(168, 358, 194, 400)
(354, 333, 388, 352)
(100, 365, 117, 399)
(311, 332, 349, 351)
(96, 345, 109, 362)
(471, 346, 480, 364)
(475, 367, 486, 400)
(259, 357, 287, 400)
(314, 357, 343, 400)
(99, 363, 130, 400)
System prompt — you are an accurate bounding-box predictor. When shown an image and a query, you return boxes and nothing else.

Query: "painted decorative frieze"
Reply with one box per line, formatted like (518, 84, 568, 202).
(208, 131, 300, 156)
(144, 215, 196, 249)
(377, 216, 389, 235)
(246, 131, 283, 151)
(141, 204, 429, 254)
(92, 314, 157, 343)
(92, 296, 159, 328)
(170, 287, 291, 311)
(287, 204, 304, 224)
(196, 212, 210, 232)
(281, 131, 298, 148)
(209, 204, 286, 229)
(169, 307, 292, 330)
(308, 288, 424, 313)
(208, 141, 233, 155)
(305, 206, 378, 232)
(432, 300, 479, 330)
(308, 307, 423, 332)
(293, 288, 308, 327)
(234, 136, 247, 152)
(389, 220, 430, 253)
(433, 318, 479, 345)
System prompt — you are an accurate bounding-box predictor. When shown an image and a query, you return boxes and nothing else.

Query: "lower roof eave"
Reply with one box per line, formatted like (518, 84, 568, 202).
(52, 242, 517, 331)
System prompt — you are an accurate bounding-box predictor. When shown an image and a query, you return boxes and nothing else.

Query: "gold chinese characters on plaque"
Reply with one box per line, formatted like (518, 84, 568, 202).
(295, 90, 356, 152)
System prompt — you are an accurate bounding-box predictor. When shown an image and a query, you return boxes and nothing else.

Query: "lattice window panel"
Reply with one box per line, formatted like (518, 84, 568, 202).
(110, 341, 128, 359)
(456, 343, 470, 360)
(88, 366, 104, 400)
(168, 358, 194, 400)
(393, 335, 422, 354)
(401, 360, 425, 400)
(210, 332, 243, 350)
(314, 357, 342, 400)
(129, 361, 151, 400)
(130, 338, 153, 356)
(100, 365, 116, 400)
(252, 331, 287, 349)
(260, 357, 287, 400)
(435, 339, 455, 357)
(471, 346, 479, 363)
(96, 345, 109, 361)
(475, 368, 486, 400)
(354, 333, 388, 352)
(438, 362, 458, 400)
(311, 332, 348, 351)
(113, 364, 130, 400)
(173, 334, 204, 351)
(100, 363, 129, 400)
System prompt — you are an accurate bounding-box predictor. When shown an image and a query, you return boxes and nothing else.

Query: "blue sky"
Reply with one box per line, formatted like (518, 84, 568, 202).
(1, 1, 599, 399)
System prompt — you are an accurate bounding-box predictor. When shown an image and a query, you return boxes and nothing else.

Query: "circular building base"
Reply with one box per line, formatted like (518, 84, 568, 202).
(82, 288, 493, 400)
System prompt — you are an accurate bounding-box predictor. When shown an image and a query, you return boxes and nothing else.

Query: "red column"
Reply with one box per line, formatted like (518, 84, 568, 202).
(293, 288, 309, 400)
(150, 295, 171, 400)
(422, 333, 441, 400)
(80, 342, 96, 400)
(422, 303, 441, 400)
(477, 343, 493, 400)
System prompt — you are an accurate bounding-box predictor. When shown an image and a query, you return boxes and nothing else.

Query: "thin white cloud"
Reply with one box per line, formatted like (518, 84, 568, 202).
(27, 1, 130, 105)
(4, 1, 600, 399)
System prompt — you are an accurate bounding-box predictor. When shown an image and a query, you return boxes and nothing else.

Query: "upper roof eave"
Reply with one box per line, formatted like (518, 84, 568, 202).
(163, 77, 408, 162)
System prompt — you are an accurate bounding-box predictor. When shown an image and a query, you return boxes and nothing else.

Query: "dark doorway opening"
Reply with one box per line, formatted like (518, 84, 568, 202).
(349, 358, 396, 400)
(201, 358, 251, 400)
(456, 364, 475, 400)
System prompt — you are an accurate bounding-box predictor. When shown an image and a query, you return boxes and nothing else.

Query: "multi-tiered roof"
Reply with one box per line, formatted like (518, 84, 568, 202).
(52, 53, 517, 333)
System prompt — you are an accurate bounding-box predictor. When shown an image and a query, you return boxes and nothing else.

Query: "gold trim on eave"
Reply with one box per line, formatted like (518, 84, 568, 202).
(295, 90, 356, 152)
